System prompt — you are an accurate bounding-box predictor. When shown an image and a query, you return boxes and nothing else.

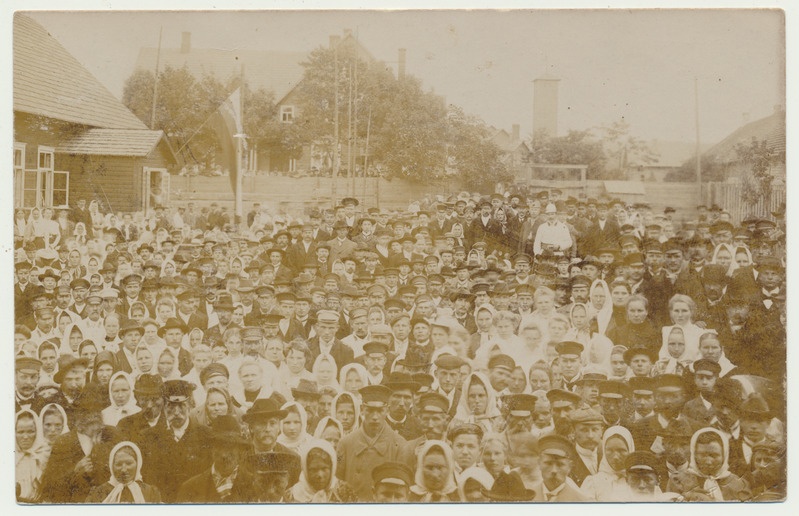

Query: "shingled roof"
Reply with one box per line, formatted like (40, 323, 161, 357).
(56, 128, 169, 157)
(703, 109, 786, 164)
(14, 14, 148, 130)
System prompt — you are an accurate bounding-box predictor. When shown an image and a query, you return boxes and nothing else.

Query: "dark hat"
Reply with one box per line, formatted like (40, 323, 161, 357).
(359, 384, 392, 408)
(243, 398, 288, 423)
(133, 373, 164, 395)
(713, 377, 743, 407)
(538, 434, 575, 458)
(210, 415, 248, 446)
(411, 373, 435, 390)
(627, 376, 656, 395)
(417, 392, 450, 414)
(384, 372, 420, 393)
(701, 264, 729, 285)
(38, 268, 60, 282)
(569, 407, 604, 425)
(120, 273, 143, 285)
(555, 341, 584, 357)
(576, 372, 608, 385)
(623, 346, 657, 364)
(482, 470, 535, 502)
(570, 275, 591, 288)
(119, 320, 144, 337)
(757, 256, 784, 273)
(372, 461, 413, 487)
(625, 451, 660, 473)
(162, 379, 195, 402)
(213, 294, 236, 311)
(740, 393, 771, 420)
(546, 389, 582, 408)
(249, 452, 297, 474)
(434, 354, 465, 370)
(16, 356, 42, 372)
(655, 374, 685, 392)
(693, 358, 722, 376)
(658, 418, 694, 440)
(53, 354, 89, 384)
(505, 393, 537, 417)
(341, 197, 359, 207)
(69, 278, 91, 290)
(623, 252, 645, 266)
(487, 354, 516, 371)
(291, 379, 321, 400)
(599, 380, 631, 399)
(363, 341, 390, 356)
(94, 350, 116, 370)
(199, 363, 229, 386)
(157, 318, 186, 337)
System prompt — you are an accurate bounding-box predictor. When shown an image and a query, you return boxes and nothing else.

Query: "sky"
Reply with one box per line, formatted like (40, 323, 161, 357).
(25, 9, 785, 147)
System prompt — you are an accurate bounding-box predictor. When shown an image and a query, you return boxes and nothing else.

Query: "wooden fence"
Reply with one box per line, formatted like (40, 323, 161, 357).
(703, 182, 786, 224)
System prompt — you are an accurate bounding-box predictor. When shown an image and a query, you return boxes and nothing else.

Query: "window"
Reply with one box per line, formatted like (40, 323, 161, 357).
(280, 105, 295, 123)
(38, 146, 54, 173)
(14, 143, 25, 208)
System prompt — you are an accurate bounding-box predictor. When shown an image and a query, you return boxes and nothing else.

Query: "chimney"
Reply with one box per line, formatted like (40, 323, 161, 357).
(533, 76, 560, 137)
(181, 32, 191, 54)
(512, 124, 520, 143)
(742, 112, 750, 124)
(398, 48, 407, 80)
(330, 35, 340, 49)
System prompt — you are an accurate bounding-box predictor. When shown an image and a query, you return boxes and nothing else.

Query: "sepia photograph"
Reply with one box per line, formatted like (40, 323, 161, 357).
(9, 4, 789, 506)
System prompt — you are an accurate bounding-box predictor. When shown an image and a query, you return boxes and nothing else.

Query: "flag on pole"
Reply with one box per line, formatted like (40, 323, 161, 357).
(212, 88, 244, 194)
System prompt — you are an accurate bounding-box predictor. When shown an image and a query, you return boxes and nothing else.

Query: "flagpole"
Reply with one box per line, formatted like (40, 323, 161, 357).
(235, 66, 245, 227)
(150, 26, 162, 129)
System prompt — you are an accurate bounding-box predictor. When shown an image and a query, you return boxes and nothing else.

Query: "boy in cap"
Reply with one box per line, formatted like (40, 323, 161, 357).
(631, 374, 690, 452)
(371, 462, 414, 502)
(681, 358, 721, 426)
(116, 374, 166, 445)
(567, 407, 605, 485)
(555, 341, 584, 392)
(336, 385, 405, 501)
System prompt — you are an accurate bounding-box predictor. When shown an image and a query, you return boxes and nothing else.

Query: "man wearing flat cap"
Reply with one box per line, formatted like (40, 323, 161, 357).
(140, 379, 213, 502)
(631, 374, 692, 453)
(306, 309, 354, 374)
(336, 385, 406, 501)
(401, 391, 451, 466)
(15, 356, 43, 412)
(117, 374, 167, 445)
(40, 393, 121, 503)
(534, 434, 589, 501)
(567, 407, 605, 485)
(176, 415, 250, 502)
(432, 353, 465, 417)
(555, 341, 585, 392)
(384, 372, 424, 441)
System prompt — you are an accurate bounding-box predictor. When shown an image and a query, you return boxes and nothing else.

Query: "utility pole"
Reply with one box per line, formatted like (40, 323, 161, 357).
(150, 26, 163, 129)
(332, 40, 340, 202)
(235, 65, 245, 227)
(695, 77, 703, 204)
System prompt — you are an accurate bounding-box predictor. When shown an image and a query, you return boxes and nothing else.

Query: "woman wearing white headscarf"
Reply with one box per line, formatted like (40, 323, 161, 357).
(451, 372, 503, 435)
(276, 401, 312, 454)
(85, 441, 161, 503)
(312, 353, 341, 393)
(284, 438, 357, 502)
(312, 416, 345, 448)
(409, 440, 458, 502)
(102, 372, 141, 426)
(38, 403, 70, 465)
(673, 427, 751, 501)
(339, 362, 369, 394)
(331, 392, 361, 435)
(589, 279, 613, 335)
(60, 321, 87, 356)
(15, 409, 46, 502)
(580, 426, 635, 501)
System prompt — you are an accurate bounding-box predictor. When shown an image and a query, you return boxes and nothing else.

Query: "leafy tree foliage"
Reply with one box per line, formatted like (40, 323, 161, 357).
(529, 129, 606, 179)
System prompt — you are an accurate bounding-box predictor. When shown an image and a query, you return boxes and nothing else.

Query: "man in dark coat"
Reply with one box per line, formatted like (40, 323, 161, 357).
(384, 372, 424, 441)
(175, 416, 250, 503)
(139, 380, 213, 502)
(39, 395, 120, 503)
(116, 374, 166, 446)
(305, 310, 355, 373)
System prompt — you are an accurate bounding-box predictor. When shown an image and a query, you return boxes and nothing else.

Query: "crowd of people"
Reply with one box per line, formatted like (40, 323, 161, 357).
(14, 188, 786, 503)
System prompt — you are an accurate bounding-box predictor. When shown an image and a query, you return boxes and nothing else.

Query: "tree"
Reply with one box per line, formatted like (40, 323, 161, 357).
(596, 119, 658, 180)
(446, 106, 511, 190)
(529, 129, 606, 179)
(736, 137, 781, 210)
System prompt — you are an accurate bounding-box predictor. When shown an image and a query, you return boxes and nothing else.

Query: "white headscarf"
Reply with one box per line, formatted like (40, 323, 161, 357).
(331, 392, 361, 434)
(60, 321, 86, 356)
(710, 243, 737, 276)
(15, 409, 46, 502)
(276, 401, 312, 453)
(312, 354, 341, 393)
(454, 372, 501, 427)
(590, 279, 613, 334)
(410, 440, 457, 501)
(290, 438, 341, 502)
(339, 363, 368, 394)
(313, 416, 344, 441)
(39, 403, 70, 442)
(102, 441, 146, 503)
(688, 427, 731, 502)
(102, 372, 141, 426)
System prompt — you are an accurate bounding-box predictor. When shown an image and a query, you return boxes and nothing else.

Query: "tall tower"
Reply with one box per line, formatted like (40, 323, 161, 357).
(533, 75, 560, 137)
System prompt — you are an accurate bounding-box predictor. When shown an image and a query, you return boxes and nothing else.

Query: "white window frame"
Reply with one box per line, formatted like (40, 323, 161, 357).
(143, 167, 169, 212)
(14, 142, 26, 208)
(280, 105, 295, 123)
